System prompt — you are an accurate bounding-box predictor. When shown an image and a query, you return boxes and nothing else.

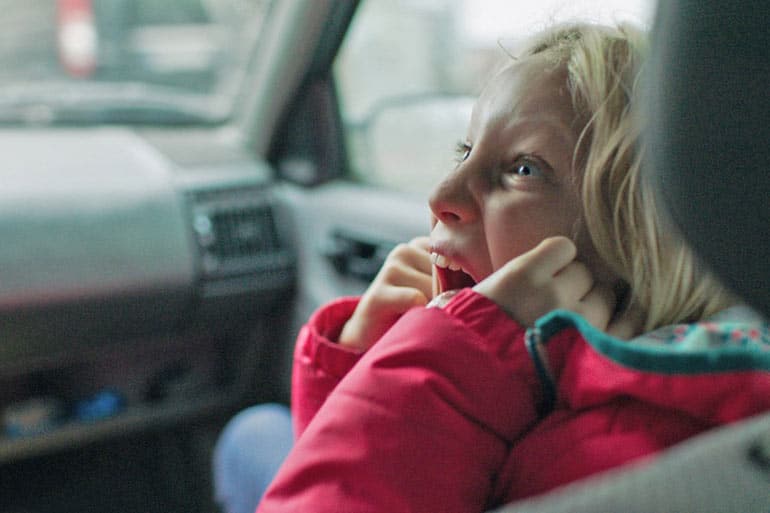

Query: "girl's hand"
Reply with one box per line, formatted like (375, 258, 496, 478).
(472, 236, 616, 331)
(338, 236, 433, 350)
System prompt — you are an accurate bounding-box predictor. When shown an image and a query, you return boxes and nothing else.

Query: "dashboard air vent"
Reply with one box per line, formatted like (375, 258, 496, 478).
(187, 187, 294, 291)
(207, 205, 280, 259)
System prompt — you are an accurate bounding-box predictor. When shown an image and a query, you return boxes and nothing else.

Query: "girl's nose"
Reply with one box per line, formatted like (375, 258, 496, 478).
(428, 167, 477, 225)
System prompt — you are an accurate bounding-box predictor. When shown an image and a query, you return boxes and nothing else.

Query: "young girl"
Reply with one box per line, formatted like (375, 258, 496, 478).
(253, 22, 770, 512)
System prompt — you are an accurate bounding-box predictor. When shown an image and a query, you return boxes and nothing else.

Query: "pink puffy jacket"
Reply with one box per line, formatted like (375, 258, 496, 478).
(258, 289, 770, 512)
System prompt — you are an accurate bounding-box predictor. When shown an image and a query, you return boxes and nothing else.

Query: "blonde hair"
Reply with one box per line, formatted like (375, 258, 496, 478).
(521, 23, 734, 331)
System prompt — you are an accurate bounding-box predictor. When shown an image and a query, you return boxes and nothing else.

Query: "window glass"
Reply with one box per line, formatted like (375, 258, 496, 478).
(334, 0, 655, 194)
(0, 0, 272, 125)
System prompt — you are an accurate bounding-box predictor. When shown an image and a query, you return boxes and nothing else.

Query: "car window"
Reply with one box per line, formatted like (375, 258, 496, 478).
(334, 0, 656, 194)
(0, 0, 272, 125)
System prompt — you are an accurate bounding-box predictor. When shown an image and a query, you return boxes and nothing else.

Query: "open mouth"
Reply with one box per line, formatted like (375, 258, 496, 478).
(431, 253, 476, 294)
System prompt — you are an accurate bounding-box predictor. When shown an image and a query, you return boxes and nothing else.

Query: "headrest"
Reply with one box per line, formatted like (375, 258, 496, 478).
(646, 0, 770, 316)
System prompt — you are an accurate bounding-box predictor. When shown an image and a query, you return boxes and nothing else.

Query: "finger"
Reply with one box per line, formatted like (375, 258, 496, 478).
(387, 242, 433, 276)
(400, 267, 433, 300)
(576, 283, 616, 331)
(340, 282, 428, 350)
(371, 284, 430, 313)
(378, 257, 434, 294)
(513, 236, 577, 281)
(408, 236, 431, 252)
(553, 260, 594, 303)
(377, 254, 433, 286)
(409, 244, 433, 275)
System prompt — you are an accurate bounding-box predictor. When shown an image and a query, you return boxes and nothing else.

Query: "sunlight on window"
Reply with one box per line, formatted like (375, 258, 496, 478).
(335, 0, 657, 193)
(460, 0, 653, 47)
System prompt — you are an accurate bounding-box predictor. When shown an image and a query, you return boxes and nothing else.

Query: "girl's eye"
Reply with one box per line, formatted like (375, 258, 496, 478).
(454, 141, 471, 163)
(502, 158, 546, 186)
(514, 163, 540, 176)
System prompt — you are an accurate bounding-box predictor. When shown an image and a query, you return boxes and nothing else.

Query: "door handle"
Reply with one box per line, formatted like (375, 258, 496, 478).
(322, 230, 395, 282)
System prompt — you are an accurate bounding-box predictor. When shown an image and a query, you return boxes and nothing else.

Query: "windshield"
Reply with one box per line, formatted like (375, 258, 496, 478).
(0, 0, 272, 126)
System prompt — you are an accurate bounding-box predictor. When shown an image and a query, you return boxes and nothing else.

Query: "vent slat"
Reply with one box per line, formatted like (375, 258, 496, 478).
(209, 206, 278, 259)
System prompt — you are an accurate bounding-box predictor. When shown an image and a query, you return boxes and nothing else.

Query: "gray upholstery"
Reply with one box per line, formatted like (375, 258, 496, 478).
(492, 412, 770, 513)
(646, 0, 770, 316)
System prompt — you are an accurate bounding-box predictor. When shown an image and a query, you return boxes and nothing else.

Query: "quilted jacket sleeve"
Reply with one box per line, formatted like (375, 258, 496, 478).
(291, 296, 365, 438)
(259, 289, 547, 513)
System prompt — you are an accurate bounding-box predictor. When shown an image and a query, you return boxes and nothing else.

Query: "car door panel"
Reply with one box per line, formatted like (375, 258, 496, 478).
(275, 180, 430, 349)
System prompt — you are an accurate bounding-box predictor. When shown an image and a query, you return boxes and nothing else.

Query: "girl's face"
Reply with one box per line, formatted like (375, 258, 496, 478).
(429, 55, 609, 293)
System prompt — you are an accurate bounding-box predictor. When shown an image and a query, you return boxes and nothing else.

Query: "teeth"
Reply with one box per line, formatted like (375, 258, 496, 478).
(431, 252, 462, 272)
(431, 252, 447, 268)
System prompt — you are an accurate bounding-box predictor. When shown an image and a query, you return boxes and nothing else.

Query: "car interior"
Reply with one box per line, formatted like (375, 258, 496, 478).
(0, 1, 767, 512)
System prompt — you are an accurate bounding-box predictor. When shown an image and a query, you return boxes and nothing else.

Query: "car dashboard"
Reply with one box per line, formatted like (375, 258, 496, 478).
(0, 127, 296, 463)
